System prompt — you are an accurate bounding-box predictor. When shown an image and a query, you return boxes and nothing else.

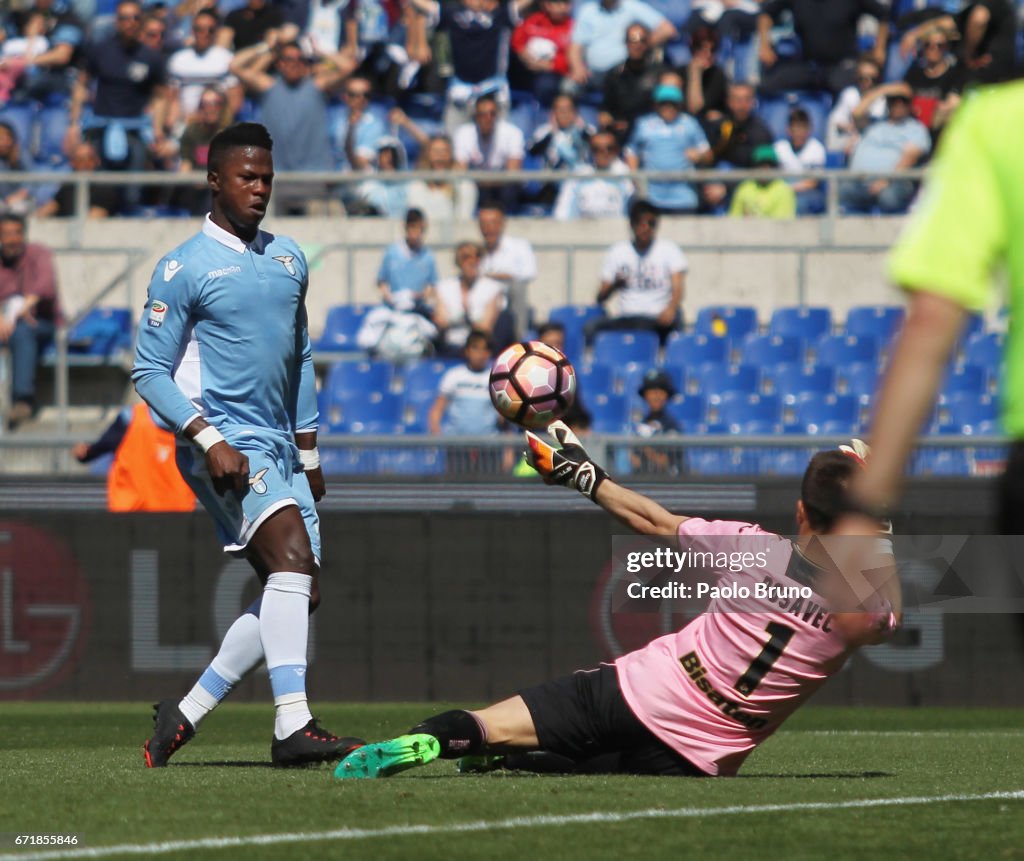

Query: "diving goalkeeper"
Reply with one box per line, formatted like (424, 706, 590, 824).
(335, 426, 900, 779)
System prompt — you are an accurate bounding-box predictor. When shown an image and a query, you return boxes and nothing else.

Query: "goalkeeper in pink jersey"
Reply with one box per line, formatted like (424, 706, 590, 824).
(336, 424, 901, 780)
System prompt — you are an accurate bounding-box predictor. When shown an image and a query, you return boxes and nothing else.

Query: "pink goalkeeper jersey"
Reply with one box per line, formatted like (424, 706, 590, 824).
(616, 518, 873, 776)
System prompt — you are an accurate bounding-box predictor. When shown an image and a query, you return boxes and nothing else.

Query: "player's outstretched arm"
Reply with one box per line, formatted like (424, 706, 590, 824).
(525, 421, 688, 535)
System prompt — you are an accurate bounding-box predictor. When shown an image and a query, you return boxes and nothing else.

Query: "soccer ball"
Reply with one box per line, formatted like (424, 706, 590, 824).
(489, 341, 576, 429)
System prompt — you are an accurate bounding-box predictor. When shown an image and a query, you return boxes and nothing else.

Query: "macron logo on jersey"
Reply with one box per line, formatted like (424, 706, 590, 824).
(273, 255, 296, 276)
(163, 260, 183, 282)
(207, 265, 242, 280)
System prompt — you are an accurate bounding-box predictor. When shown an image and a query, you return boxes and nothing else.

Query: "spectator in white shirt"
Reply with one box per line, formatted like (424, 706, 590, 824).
(773, 107, 827, 215)
(478, 202, 537, 340)
(434, 241, 516, 356)
(167, 10, 242, 130)
(453, 93, 524, 210)
(825, 55, 886, 156)
(553, 130, 634, 220)
(586, 198, 686, 344)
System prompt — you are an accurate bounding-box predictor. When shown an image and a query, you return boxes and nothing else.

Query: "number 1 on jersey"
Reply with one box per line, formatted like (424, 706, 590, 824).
(736, 622, 795, 696)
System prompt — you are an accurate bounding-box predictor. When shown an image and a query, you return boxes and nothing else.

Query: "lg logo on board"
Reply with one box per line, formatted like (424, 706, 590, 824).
(0, 524, 90, 697)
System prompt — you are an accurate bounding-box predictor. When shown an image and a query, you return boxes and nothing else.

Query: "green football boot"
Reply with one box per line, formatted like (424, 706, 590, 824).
(333, 733, 441, 779)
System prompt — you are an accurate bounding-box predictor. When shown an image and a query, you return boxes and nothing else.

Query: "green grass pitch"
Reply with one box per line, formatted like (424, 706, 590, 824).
(2, 703, 1023, 861)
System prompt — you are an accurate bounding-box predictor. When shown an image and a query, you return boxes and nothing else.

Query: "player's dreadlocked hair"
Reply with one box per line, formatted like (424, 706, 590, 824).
(207, 122, 274, 174)
(800, 450, 860, 533)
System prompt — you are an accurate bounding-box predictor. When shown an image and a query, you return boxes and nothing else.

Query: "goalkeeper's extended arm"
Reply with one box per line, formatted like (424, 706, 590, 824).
(525, 421, 687, 534)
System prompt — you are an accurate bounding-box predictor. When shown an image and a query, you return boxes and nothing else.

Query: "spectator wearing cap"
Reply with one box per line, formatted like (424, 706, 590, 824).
(841, 81, 930, 214)
(728, 144, 796, 219)
(598, 23, 669, 143)
(624, 74, 710, 214)
(773, 108, 826, 215)
(631, 368, 683, 475)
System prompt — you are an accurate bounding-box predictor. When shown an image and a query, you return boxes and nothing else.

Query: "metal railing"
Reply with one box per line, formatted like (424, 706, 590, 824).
(13, 166, 927, 245)
(0, 433, 1006, 478)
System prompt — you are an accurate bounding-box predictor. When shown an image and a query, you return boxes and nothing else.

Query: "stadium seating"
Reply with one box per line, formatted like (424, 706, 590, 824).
(940, 364, 988, 400)
(763, 363, 834, 402)
(716, 392, 782, 431)
(547, 304, 605, 363)
(837, 362, 881, 403)
(325, 360, 393, 401)
(963, 332, 1004, 370)
(592, 331, 659, 367)
(401, 360, 450, 406)
(663, 332, 729, 367)
(316, 305, 370, 353)
(844, 305, 905, 344)
(793, 393, 861, 432)
(665, 394, 706, 427)
(332, 391, 403, 426)
(66, 307, 133, 357)
(687, 362, 760, 397)
(768, 306, 832, 342)
(814, 334, 879, 367)
(694, 306, 759, 342)
(576, 363, 615, 400)
(945, 392, 999, 429)
(740, 333, 805, 366)
(589, 392, 630, 426)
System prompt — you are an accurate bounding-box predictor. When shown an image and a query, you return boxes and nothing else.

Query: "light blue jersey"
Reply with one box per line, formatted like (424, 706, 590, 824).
(376, 241, 438, 311)
(133, 215, 318, 458)
(627, 112, 709, 211)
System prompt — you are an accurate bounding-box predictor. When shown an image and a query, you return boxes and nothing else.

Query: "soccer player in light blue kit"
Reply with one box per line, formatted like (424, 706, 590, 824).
(135, 123, 364, 768)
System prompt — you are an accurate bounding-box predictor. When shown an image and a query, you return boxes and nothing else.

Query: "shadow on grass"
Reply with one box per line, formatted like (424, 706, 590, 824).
(738, 771, 894, 780)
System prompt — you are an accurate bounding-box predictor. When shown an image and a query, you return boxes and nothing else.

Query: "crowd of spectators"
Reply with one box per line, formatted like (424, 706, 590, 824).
(0, 0, 1020, 220)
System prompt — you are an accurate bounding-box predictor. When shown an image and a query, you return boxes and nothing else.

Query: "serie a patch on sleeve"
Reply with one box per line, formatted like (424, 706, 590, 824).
(148, 300, 168, 328)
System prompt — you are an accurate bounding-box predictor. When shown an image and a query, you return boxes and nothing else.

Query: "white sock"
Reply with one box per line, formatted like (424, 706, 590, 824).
(261, 572, 314, 739)
(179, 604, 264, 728)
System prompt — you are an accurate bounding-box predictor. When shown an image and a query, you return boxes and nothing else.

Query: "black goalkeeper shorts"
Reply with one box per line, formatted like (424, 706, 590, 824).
(518, 663, 707, 777)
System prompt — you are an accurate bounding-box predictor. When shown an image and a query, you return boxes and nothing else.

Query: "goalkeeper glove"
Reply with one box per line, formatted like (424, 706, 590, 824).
(524, 420, 608, 500)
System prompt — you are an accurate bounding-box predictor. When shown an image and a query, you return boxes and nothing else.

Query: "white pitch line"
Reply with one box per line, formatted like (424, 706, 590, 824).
(2, 790, 1022, 861)
(799, 730, 1024, 738)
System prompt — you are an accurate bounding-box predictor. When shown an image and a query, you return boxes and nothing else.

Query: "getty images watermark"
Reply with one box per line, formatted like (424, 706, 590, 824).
(609, 534, 1024, 614)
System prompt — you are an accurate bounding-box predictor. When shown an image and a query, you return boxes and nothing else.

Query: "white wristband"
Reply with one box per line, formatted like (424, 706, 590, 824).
(298, 447, 321, 470)
(192, 425, 226, 453)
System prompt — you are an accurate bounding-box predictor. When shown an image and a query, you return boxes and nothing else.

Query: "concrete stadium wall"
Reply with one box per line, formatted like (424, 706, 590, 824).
(33, 215, 912, 338)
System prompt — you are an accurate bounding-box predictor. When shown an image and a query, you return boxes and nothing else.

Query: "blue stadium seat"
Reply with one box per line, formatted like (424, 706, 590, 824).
(334, 391, 403, 425)
(960, 314, 985, 341)
(589, 392, 630, 425)
(717, 392, 782, 431)
(756, 90, 831, 142)
(814, 334, 879, 367)
(694, 306, 759, 341)
(316, 305, 370, 352)
(687, 447, 760, 476)
(401, 360, 450, 406)
(67, 307, 133, 356)
(940, 364, 988, 400)
(379, 447, 446, 475)
(663, 332, 729, 367)
(592, 330, 659, 367)
(687, 362, 760, 397)
(836, 361, 880, 403)
(945, 392, 999, 429)
(325, 360, 393, 401)
(844, 305, 905, 343)
(665, 393, 706, 427)
(825, 151, 847, 169)
(962, 332, 1004, 370)
(794, 393, 860, 432)
(548, 304, 606, 364)
(576, 363, 615, 398)
(320, 448, 378, 475)
(769, 306, 832, 341)
(592, 417, 632, 434)
(913, 448, 971, 477)
(764, 363, 835, 402)
(740, 333, 805, 367)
